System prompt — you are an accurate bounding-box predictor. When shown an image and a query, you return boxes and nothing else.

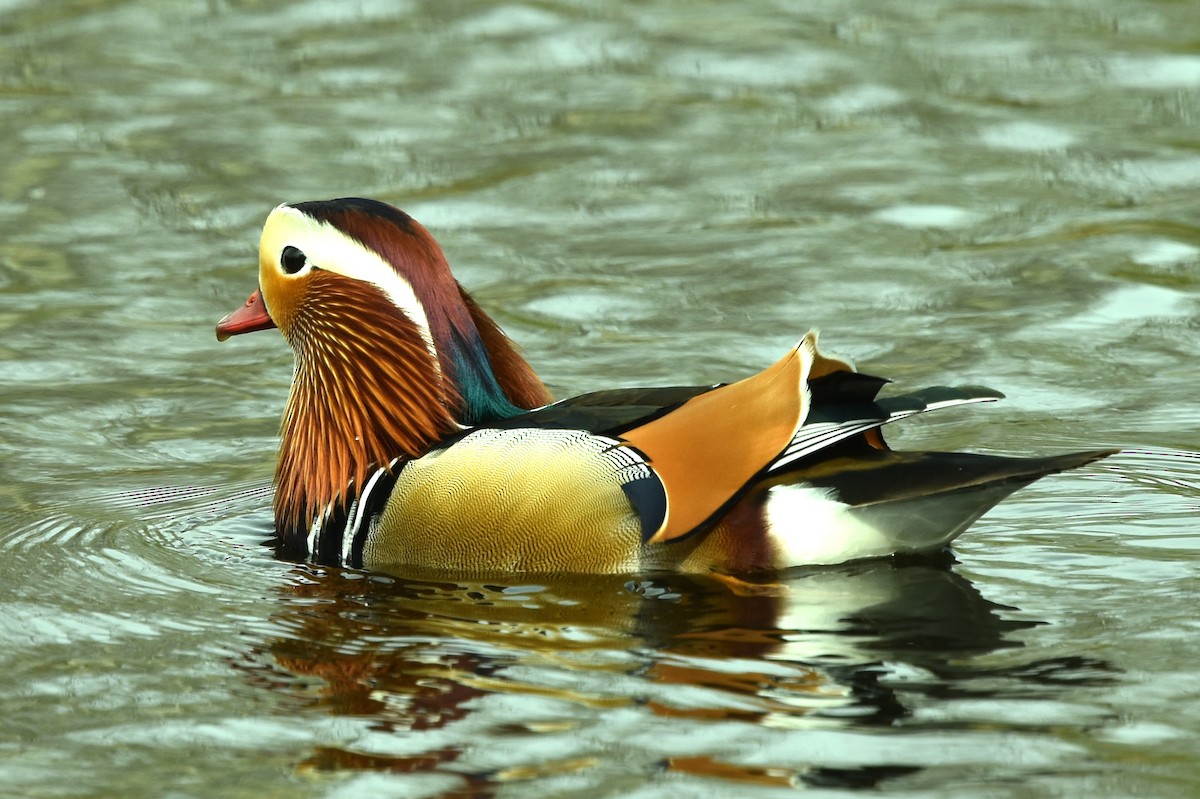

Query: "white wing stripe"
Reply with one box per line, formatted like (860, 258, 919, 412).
(768, 396, 997, 474)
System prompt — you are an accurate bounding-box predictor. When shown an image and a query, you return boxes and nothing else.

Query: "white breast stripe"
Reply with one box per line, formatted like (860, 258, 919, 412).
(339, 493, 362, 567)
(307, 504, 329, 562)
(345, 466, 389, 565)
(599, 436, 655, 482)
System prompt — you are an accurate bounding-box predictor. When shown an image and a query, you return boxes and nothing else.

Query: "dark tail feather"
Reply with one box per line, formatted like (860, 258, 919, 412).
(806, 448, 1118, 508)
(814, 448, 1118, 557)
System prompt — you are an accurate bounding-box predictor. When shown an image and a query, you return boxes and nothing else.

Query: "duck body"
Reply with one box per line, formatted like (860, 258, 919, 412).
(217, 198, 1115, 574)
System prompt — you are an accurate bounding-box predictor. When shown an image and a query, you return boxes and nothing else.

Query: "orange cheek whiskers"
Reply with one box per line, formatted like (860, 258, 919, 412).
(272, 275, 462, 534)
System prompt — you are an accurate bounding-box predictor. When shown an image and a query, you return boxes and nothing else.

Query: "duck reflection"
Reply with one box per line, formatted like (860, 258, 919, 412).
(231, 558, 1117, 792)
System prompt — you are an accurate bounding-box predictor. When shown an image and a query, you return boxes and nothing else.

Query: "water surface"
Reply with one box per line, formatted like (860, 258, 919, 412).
(1, 1, 1198, 797)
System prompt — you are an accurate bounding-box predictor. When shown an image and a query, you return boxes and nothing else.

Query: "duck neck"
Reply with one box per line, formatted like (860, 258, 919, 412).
(273, 278, 461, 535)
(440, 325, 528, 425)
(272, 273, 550, 535)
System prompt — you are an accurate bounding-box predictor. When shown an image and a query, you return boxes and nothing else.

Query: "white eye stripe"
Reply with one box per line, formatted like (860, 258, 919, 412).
(264, 204, 438, 360)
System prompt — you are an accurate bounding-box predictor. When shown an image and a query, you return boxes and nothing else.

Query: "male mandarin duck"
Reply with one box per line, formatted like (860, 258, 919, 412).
(216, 198, 1115, 574)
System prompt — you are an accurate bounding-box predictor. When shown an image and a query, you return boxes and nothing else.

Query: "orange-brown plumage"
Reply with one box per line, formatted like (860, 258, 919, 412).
(623, 342, 808, 543)
(275, 271, 462, 531)
(459, 288, 553, 409)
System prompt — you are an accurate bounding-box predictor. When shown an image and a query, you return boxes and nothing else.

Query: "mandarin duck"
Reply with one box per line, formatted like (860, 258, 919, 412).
(216, 198, 1115, 574)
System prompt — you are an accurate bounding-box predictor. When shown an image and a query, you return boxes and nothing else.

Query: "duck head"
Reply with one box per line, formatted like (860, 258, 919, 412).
(217, 198, 550, 533)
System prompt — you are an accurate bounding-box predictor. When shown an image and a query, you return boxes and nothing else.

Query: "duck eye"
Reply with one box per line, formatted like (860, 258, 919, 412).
(281, 245, 307, 274)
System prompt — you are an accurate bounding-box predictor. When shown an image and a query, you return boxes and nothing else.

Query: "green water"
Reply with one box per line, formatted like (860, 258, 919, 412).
(1, 1, 1198, 796)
